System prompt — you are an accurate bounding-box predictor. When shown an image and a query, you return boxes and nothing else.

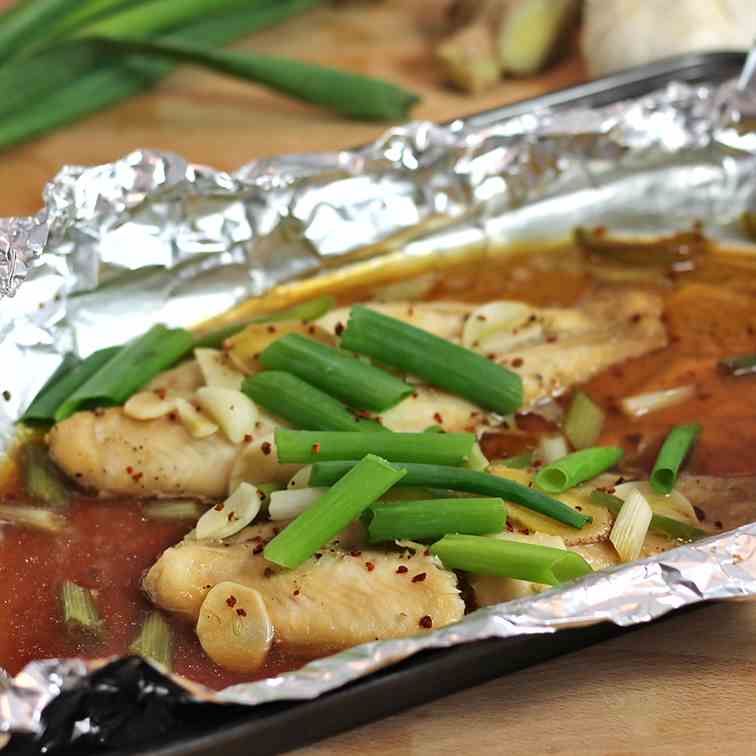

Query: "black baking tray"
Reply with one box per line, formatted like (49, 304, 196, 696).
(6, 50, 747, 756)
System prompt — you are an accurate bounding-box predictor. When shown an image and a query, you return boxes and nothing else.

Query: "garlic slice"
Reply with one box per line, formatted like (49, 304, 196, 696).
(194, 348, 245, 389)
(196, 482, 261, 540)
(195, 387, 257, 444)
(124, 391, 177, 420)
(269, 487, 328, 521)
(175, 397, 218, 438)
(461, 301, 542, 352)
(196, 582, 273, 673)
(613, 481, 698, 526)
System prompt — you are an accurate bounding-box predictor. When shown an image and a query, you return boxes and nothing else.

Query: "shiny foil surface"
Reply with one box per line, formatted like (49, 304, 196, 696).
(3, 75, 756, 742)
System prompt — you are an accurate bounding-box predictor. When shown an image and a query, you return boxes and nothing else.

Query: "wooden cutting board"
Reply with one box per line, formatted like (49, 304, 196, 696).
(2, 3, 755, 755)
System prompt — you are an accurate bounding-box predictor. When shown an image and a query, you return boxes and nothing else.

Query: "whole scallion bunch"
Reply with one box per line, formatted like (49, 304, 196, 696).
(0, 0, 420, 152)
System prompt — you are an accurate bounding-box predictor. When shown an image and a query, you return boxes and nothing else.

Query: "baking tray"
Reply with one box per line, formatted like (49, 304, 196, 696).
(4, 50, 748, 756)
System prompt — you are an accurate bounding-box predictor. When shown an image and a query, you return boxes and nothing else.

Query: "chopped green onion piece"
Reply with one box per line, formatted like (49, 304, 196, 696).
(21, 348, 119, 424)
(264, 454, 405, 569)
(563, 391, 605, 449)
(243, 372, 384, 432)
(340, 305, 523, 415)
(590, 490, 705, 542)
(718, 353, 756, 377)
(535, 446, 624, 494)
(61, 580, 103, 638)
(275, 429, 475, 466)
(55, 326, 193, 421)
(309, 461, 591, 529)
(431, 534, 592, 585)
(465, 442, 489, 472)
(536, 434, 569, 465)
(495, 452, 533, 469)
(193, 295, 335, 349)
(367, 498, 506, 543)
(141, 499, 206, 521)
(0, 0, 72, 61)
(20, 442, 69, 509)
(130, 611, 174, 671)
(609, 488, 652, 562)
(0, 503, 66, 533)
(650, 423, 702, 495)
(260, 334, 412, 412)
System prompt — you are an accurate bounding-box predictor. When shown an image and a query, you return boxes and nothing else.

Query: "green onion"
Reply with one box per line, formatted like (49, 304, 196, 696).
(20, 442, 69, 508)
(563, 391, 605, 449)
(130, 611, 174, 671)
(495, 452, 533, 469)
(309, 461, 591, 529)
(650, 423, 702, 495)
(430, 534, 592, 585)
(193, 295, 335, 349)
(242, 372, 384, 432)
(61, 580, 103, 637)
(535, 446, 624, 494)
(608, 488, 652, 562)
(0, 0, 73, 60)
(264, 454, 405, 569)
(55, 325, 193, 421)
(21, 347, 119, 424)
(718, 354, 756, 377)
(0, 503, 67, 533)
(87, 36, 420, 121)
(423, 425, 445, 434)
(589, 490, 706, 542)
(260, 334, 412, 412)
(275, 429, 475, 466)
(536, 434, 569, 465)
(366, 498, 506, 543)
(464, 442, 489, 472)
(141, 499, 206, 521)
(340, 305, 524, 415)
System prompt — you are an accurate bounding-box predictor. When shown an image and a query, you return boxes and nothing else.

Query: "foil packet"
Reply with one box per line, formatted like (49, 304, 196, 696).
(3, 71, 756, 747)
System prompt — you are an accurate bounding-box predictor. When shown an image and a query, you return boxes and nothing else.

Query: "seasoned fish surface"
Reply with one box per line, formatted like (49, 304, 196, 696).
(144, 526, 465, 649)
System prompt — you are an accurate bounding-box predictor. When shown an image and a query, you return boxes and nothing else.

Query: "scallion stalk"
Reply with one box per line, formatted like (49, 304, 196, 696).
(536, 434, 569, 465)
(535, 446, 624, 494)
(260, 334, 412, 411)
(243, 372, 384, 432)
(464, 442, 489, 472)
(718, 353, 756, 377)
(431, 534, 592, 585)
(650, 423, 701, 495)
(366, 498, 506, 543)
(55, 325, 193, 421)
(563, 391, 605, 450)
(609, 488, 652, 562)
(0, 503, 67, 533)
(274, 429, 475, 466)
(340, 305, 524, 415)
(619, 386, 694, 418)
(130, 611, 174, 671)
(264, 454, 406, 569)
(142, 499, 206, 521)
(61, 580, 103, 637)
(20, 442, 69, 508)
(308, 461, 591, 529)
(0, 0, 73, 61)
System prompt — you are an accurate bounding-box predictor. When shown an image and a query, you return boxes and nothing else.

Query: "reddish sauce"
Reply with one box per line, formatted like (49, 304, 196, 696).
(2, 244, 756, 687)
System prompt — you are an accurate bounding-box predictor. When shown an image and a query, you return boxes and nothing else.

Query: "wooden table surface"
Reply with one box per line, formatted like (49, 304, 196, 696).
(2, 2, 755, 754)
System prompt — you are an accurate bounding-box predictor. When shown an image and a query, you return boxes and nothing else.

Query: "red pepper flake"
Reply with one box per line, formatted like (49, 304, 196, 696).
(629, 313, 642, 324)
(308, 325, 316, 335)
(215, 502, 225, 511)
(423, 548, 431, 556)
(311, 442, 321, 455)
(334, 322, 344, 336)
(546, 335, 558, 343)
(293, 589, 300, 597)
(226, 595, 237, 608)
(365, 561, 375, 572)
(257, 490, 266, 501)
(132, 472, 143, 482)
(419, 615, 433, 629)
(267, 325, 276, 334)
(715, 520, 723, 529)
(350, 550, 362, 557)
(227, 511, 238, 522)
(411, 392, 419, 399)
(244, 433, 253, 443)
(272, 526, 280, 535)
(511, 357, 524, 368)
(126, 466, 134, 475)
(236, 608, 247, 617)
(253, 543, 264, 555)
(433, 412, 443, 424)
(396, 565, 408, 574)
(476, 314, 486, 321)
(487, 353, 496, 361)
(261, 441, 272, 456)
(264, 567, 274, 578)
(693, 505, 706, 522)
(314, 552, 323, 560)
(154, 387, 167, 400)
(411, 572, 427, 583)
(168, 411, 178, 422)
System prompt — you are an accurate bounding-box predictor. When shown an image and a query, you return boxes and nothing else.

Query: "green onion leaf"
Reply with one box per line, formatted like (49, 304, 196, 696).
(264, 453, 406, 569)
(431, 534, 592, 585)
(0, 0, 73, 61)
(367, 498, 506, 543)
(61, 580, 103, 638)
(534, 446, 624, 494)
(340, 305, 523, 415)
(20, 442, 69, 509)
(130, 611, 174, 671)
(718, 353, 756, 377)
(650, 423, 702, 495)
(309, 461, 591, 529)
(275, 429, 475, 466)
(243, 372, 384, 432)
(55, 325, 193, 421)
(563, 391, 605, 450)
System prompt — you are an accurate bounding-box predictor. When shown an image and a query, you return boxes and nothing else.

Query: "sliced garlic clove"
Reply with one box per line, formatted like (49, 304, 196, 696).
(461, 301, 542, 352)
(124, 391, 177, 420)
(286, 465, 313, 489)
(194, 348, 246, 389)
(175, 397, 218, 439)
(196, 482, 261, 540)
(194, 387, 257, 444)
(269, 487, 328, 521)
(229, 434, 301, 494)
(196, 582, 273, 673)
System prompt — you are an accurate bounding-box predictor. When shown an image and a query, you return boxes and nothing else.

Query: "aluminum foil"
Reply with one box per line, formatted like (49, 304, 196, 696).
(3, 74, 756, 744)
